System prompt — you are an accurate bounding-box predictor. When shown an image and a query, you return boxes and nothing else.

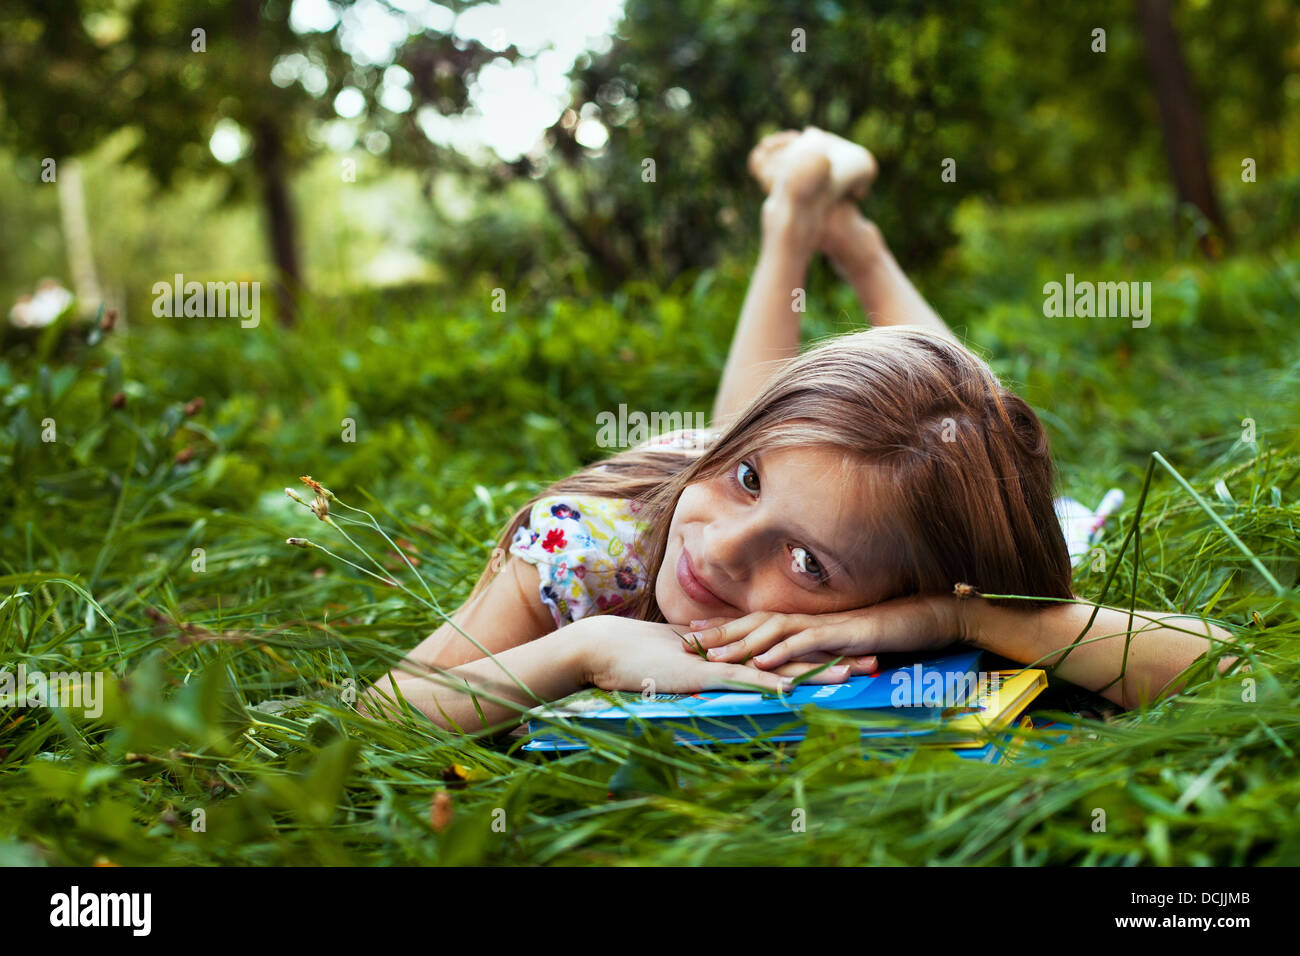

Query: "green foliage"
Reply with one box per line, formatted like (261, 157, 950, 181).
(4, 0, 1298, 311)
(951, 176, 1300, 285)
(0, 201, 1298, 863)
(0, 0, 501, 189)
(529, 0, 1300, 282)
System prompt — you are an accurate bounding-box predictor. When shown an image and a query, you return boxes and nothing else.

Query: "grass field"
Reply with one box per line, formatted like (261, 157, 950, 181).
(1, 218, 1298, 866)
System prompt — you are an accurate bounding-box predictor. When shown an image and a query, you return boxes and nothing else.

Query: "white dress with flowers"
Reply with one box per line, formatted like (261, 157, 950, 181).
(508, 494, 653, 627)
(507, 428, 714, 627)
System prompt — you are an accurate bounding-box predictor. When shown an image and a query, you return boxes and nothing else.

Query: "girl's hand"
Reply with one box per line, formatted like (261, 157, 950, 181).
(685, 593, 968, 671)
(574, 616, 852, 696)
(701, 646, 866, 683)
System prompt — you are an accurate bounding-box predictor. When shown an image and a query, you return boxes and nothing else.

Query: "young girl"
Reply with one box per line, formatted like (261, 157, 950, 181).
(361, 128, 1235, 732)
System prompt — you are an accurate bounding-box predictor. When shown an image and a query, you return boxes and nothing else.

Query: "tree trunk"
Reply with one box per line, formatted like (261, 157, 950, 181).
(252, 118, 302, 325)
(1136, 0, 1229, 257)
(56, 158, 102, 314)
(534, 172, 631, 287)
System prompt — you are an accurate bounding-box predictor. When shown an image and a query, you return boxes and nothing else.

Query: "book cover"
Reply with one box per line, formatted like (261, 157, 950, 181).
(521, 650, 1046, 753)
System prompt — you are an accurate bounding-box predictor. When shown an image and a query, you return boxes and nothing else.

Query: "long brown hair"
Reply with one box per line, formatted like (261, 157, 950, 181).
(470, 327, 1074, 618)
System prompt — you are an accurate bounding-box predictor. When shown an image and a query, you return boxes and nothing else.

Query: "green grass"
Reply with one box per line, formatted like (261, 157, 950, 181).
(1, 224, 1298, 866)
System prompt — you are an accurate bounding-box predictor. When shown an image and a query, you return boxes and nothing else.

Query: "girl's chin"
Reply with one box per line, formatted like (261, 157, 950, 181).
(659, 596, 687, 626)
(654, 580, 693, 626)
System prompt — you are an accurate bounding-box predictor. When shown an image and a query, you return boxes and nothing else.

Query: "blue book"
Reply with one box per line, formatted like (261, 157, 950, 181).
(521, 648, 1044, 752)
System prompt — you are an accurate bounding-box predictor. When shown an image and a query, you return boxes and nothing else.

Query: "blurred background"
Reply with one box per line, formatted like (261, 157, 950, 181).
(2, 0, 1300, 868)
(4, 0, 1297, 319)
(2, 0, 1298, 552)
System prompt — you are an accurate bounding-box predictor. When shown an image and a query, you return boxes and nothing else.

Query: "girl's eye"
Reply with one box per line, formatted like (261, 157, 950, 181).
(731, 461, 828, 585)
(790, 546, 828, 583)
(734, 460, 760, 496)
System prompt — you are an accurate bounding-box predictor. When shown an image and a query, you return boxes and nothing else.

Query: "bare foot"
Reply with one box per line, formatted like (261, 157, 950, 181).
(748, 129, 802, 193)
(761, 141, 836, 250)
(801, 126, 878, 201)
(749, 126, 878, 202)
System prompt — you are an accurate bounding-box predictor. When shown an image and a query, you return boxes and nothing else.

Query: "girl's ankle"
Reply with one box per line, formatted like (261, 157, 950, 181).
(824, 216, 886, 277)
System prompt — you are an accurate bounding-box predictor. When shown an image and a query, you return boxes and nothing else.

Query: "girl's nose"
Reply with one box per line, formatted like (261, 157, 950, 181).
(700, 514, 756, 582)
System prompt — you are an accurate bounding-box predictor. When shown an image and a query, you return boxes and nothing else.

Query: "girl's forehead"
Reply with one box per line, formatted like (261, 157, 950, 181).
(755, 443, 884, 497)
(748, 445, 902, 583)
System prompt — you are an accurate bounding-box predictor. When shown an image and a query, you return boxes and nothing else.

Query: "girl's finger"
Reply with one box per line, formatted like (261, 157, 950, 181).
(765, 660, 852, 684)
(704, 613, 811, 662)
(714, 663, 792, 695)
(783, 652, 877, 675)
(751, 622, 868, 669)
(849, 655, 879, 675)
(753, 599, 947, 669)
(793, 653, 874, 675)
(728, 646, 871, 690)
(704, 595, 955, 668)
(688, 612, 770, 649)
(787, 650, 835, 663)
(687, 616, 734, 632)
(784, 651, 875, 672)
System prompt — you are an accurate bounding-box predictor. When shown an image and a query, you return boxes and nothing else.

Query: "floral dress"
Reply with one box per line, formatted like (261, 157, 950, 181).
(508, 494, 653, 628)
(507, 428, 714, 628)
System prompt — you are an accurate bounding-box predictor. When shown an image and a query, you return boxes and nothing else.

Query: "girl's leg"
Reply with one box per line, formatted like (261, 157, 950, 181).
(817, 203, 959, 344)
(710, 144, 838, 427)
(712, 127, 951, 426)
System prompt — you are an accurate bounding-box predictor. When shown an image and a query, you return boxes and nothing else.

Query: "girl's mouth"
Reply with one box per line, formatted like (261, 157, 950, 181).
(677, 547, 731, 609)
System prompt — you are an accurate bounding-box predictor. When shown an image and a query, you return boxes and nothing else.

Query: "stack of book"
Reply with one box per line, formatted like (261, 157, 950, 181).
(521, 649, 1053, 764)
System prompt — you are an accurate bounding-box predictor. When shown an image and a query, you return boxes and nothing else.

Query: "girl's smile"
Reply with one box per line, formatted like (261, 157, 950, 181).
(676, 547, 736, 610)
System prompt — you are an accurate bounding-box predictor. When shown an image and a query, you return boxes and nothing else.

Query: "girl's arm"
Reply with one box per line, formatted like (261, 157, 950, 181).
(710, 200, 816, 427)
(689, 594, 1239, 710)
(964, 597, 1239, 710)
(359, 623, 592, 734)
(359, 556, 572, 732)
(359, 555, 793, 732)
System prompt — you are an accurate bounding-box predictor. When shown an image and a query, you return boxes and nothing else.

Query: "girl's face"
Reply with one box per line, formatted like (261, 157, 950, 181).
(655, 445, 898, 625)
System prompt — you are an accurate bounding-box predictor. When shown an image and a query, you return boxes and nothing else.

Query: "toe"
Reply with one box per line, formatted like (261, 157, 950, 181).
(751, 130, 796, 166)
(749, 130, 804, 189)
(759, 129, 800, 149)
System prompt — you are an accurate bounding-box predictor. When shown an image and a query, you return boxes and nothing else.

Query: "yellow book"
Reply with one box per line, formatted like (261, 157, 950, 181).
(923, 668, 1048, 749)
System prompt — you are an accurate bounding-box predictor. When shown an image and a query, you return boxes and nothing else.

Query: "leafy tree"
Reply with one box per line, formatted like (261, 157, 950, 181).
(0, 0, 507, 323)
(445, 0, 1294, 288)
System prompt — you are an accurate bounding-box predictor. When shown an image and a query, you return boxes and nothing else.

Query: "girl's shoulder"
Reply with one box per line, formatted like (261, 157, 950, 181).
(632, 426, 718, 453)
(507, 493, 652, 628)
